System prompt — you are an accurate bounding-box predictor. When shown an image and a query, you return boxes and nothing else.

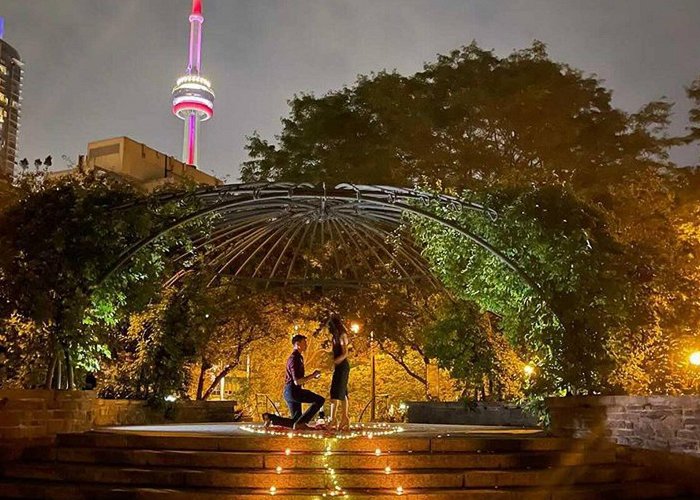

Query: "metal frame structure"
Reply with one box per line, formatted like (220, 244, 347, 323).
(103, 183, 541, 295)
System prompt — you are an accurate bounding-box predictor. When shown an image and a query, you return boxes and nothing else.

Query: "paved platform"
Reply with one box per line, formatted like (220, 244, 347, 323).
(96, 422, 545, 438)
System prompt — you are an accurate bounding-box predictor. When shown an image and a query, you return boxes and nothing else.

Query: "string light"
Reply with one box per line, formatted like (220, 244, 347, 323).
(322, 437, 346, 497)
(239, 423, 404, 440)
(237, 424, 408, 498)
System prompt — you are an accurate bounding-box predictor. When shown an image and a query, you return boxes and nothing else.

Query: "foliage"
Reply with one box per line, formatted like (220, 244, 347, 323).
(0, 168, 209, 389)
(242, 41, 673, 196)
(99, 288, 193, 400)
(423, 302, 524, 400)
(412, 185, 643, 393)
(240, 40, 700, 397)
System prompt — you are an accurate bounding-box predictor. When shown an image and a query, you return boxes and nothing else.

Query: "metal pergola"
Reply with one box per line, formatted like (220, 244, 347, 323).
(103, 183, 540, 294)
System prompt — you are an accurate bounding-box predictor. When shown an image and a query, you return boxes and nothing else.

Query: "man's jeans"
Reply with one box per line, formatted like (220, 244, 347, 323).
(268, 383, 325, 428)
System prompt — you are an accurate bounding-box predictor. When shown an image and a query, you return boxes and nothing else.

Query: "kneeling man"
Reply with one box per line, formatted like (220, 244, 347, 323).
(264, 334, 325, 430)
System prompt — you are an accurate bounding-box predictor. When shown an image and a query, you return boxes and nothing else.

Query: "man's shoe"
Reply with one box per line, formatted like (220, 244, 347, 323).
(262, 413, 272, 428)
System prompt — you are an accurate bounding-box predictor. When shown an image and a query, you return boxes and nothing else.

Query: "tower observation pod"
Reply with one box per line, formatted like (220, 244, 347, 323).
(172, 0, 214, 166)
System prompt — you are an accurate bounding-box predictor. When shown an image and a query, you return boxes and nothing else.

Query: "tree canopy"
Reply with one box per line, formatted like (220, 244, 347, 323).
(241, 41, 700, 396)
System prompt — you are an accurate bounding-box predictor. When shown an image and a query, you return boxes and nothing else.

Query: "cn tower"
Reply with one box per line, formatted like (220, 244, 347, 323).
(171, 0, 214, 166)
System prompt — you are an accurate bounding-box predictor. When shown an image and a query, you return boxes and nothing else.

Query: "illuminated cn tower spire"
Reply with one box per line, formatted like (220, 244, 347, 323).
(171, 0, 214, 166)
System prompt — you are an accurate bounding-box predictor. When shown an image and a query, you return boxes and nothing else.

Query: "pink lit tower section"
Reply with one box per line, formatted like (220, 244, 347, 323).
(171, 0, 214, 166)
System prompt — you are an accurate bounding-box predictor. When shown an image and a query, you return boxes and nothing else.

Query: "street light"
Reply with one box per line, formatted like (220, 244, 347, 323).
(690, 351, 700, 366)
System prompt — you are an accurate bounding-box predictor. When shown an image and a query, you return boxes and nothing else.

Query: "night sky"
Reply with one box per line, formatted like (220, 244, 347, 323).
(2, 0, 700, 181)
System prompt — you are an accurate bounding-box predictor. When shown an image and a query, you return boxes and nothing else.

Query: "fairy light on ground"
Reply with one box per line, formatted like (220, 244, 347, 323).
(237, 423, 405, 497)
(240, 423, 404, 439)
(322, 437, 346, 497)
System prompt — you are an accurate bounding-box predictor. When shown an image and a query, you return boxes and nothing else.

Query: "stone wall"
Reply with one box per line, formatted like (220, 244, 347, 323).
(0, 389, 236, 441)
(547, 396, 700, 456)
(0, 389, 96, 440)
(406, 401, 538, 427)
(93, 399, 235, 426)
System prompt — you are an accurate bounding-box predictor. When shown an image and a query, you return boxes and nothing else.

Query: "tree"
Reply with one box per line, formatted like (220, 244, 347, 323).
(412, 185, 644, 393)
(0, 169, 208, 389)
(193, 286, 317, 401)
(423, 301, 524, 401)
(239, 40, 694, 396)
(242, 41, 673, 199)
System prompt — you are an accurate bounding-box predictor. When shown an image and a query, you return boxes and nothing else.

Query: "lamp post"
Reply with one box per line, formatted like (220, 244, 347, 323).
(351, 322, 375, 420)
(370, 330, 376, 421)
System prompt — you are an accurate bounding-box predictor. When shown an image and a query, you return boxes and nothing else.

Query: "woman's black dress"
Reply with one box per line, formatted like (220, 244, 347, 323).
(330, 336, 350, 400)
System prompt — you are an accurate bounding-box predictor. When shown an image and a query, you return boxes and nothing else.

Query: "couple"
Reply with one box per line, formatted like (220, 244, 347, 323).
(263, 314, 350, 431)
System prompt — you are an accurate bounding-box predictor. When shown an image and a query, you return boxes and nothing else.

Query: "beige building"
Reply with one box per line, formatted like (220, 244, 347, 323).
(52, 137, 221, 191)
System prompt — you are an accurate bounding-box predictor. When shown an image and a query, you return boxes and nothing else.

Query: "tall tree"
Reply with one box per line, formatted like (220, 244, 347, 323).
(240, 41, 690, 395)
(0, 170, 205, 388)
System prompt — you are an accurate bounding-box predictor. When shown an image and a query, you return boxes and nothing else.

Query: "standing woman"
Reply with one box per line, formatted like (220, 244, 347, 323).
(328, 314, 350, 431)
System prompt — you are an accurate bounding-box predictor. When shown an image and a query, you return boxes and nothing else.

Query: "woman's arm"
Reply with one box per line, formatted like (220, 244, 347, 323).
(334, 333, 349, 365)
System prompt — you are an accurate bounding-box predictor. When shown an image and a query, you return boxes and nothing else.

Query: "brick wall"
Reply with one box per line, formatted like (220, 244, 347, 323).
(547, 396, 700, 456)
(0, 390, 236, 441)
(406, 401, 538, 427)
(0, 390, 96, 440)
(93, 399, 235, 426)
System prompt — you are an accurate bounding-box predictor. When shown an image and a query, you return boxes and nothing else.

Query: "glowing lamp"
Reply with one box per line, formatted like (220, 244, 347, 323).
(523, 364, 535, 376)
(690, 351, 700, 366)
(350, 322, 360, 334)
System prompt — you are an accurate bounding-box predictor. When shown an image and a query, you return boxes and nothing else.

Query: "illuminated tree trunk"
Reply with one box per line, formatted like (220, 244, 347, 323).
(44, 351, 57, 389)
(195, 357, 209, 400)
(201, 364, 236, 401)
(64, 347, 74, 390)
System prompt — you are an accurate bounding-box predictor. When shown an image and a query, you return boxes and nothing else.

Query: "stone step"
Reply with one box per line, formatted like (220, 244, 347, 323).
(0, 462, 649, 489)
(0, 463, 458, 488)
(0, 479, 684, 499)
(462, 466, 649, 488)
(54, 432, 598, 453)
(35, 447, 617, 470)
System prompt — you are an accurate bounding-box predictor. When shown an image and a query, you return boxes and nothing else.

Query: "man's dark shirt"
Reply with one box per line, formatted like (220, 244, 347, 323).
(285, 349, 304, 386)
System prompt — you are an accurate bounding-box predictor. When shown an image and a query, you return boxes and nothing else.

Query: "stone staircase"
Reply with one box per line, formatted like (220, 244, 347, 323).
(0, 429, 686, 499)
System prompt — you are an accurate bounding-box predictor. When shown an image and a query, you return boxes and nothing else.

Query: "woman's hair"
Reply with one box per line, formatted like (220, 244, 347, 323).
(327, 313, 346, 341)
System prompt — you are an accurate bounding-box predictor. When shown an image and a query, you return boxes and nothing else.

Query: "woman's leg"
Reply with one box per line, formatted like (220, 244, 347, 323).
(329, 399, 339, 429)
(339, 395, 350, 430)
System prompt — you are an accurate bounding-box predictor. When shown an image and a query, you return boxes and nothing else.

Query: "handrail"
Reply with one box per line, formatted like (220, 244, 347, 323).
(255, 393, 281, 417)
(357, 393, 389, 422)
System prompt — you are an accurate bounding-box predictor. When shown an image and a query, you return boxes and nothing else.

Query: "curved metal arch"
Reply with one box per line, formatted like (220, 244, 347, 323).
(99, 183, 541, 298)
